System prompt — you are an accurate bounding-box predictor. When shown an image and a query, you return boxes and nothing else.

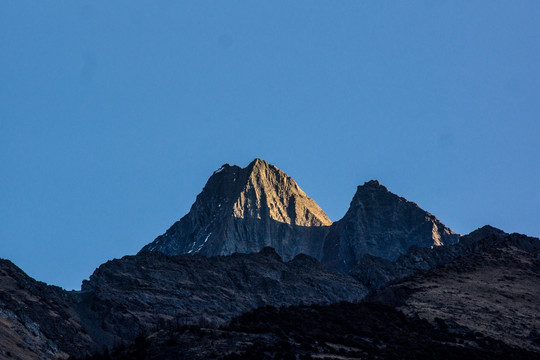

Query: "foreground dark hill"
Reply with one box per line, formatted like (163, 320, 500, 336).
(322, 180, 459, 272)
(1, 226, 539, 358)
(76, 248, 367, 350)
(0, 249, 366, 359)
(371, 229, 540, 352)
(141, 159, 332, 261)
(83, 302, 539, 360)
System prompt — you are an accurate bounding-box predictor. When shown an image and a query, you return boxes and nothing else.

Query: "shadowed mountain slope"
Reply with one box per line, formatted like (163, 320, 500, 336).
(140, 159, 332, 261)
(370, 230, 540, 352)
(0, 249, 366, 359)
(322, 180, 459, 272)
(0, 259, 96, 359)
(76, 248, 367, 349)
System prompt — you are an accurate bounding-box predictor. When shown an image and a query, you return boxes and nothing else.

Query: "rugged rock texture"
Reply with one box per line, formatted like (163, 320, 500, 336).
(0, 259, 96, 360)
(140, 159, 332, 261)
(350, 225, 506, 289)
(140, 161, 460, 274)
(322, 180, 459, 272)
(370, 231, 540, 352)
(76, 248, 367, 349)
(0, 249, 366, 358)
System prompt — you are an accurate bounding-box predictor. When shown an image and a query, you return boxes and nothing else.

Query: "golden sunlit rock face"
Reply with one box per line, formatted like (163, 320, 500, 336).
(140, 158, 332, 261)
(232, 159, 332, 227)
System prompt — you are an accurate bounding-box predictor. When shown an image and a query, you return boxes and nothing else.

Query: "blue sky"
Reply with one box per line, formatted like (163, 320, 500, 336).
(1, 1, 539, 290)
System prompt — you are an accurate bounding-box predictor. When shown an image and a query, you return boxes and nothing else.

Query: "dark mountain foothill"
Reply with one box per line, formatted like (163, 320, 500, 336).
(1, 248, 366, 359)
(80, 302, 540, 360)
(369, 229, 540, 353)
(76, 248, 367, 349)
(0, 259, 96, 359)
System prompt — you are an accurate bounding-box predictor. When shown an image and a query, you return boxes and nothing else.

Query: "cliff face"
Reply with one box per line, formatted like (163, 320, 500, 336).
(140, 159, 332, 261)
(322, 180, 459, 272)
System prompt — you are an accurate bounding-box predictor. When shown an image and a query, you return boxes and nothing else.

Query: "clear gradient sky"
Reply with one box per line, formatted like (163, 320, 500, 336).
(1, 1, 539, 290)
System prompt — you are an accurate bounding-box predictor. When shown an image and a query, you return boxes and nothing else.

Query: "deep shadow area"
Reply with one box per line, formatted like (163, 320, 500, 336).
(78, 301, 539, 360)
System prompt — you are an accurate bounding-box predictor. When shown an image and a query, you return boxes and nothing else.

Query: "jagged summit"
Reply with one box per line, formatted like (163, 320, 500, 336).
(322, 180, 459, 272)
(362, 179, 385, 189)
(212, 163, 232, 174)
(232, 158, 331, 226)
(140, 159, 332, 260)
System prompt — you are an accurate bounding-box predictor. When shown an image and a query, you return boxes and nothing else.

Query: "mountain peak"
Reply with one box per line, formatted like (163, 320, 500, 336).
(460, 225, 506, 245)
(232, 159, 331, 227)
(363, 179, 382, 187)
(360, 180, 388, 191)
(140, 159, 331, 260)
(362, 180, 384, 188)
(322, 182, 459, 271)
(248, 158, 269, 168)
(244, 158, 286, 186)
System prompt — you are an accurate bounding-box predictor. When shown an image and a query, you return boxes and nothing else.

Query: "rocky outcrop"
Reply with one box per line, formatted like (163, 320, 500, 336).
(347, 225, 487, 289)
(322, 180, 459, 272)
(0, 259, 97, 359)
(76, 248, 367, 349)
(140, 159, 332, 261)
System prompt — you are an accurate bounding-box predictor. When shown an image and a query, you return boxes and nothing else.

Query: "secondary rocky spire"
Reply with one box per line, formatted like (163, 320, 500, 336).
(322, 180, 459, 272)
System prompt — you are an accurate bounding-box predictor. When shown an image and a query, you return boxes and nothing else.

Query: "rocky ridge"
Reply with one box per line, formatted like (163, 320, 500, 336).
(0, 249, 366, 358)
(75, 248, 367, 349)
(141, 161, 459, 273)
(349, 225, 532, 289)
